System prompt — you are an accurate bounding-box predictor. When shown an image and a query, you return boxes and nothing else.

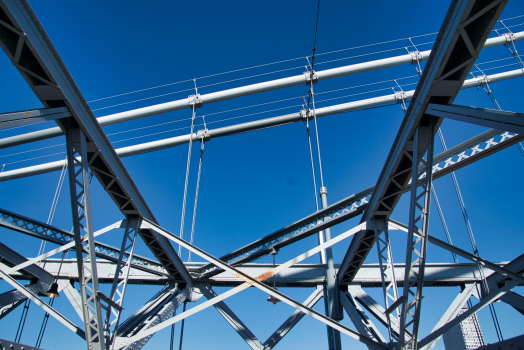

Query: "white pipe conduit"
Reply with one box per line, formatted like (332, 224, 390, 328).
(0, 31, 522, 149)
(1, 68, 522, 182)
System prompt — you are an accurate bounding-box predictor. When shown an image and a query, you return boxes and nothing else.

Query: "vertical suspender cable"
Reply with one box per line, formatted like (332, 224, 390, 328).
(169, 308, 177, 350)
(309, 84, 325, 188)
(178, 106, 196, 257)
(303, 99, 325, 264)
(430, 185, 459, 263)
(438, 129, 503, 341)
(187, 139, 204, 263)
(14, 159, 69, 344)
(178, 301, 187, 350)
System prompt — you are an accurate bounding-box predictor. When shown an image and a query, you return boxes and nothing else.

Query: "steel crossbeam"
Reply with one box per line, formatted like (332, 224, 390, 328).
(115, 220, 388, 350)
(0, 209, 167, 276)
(0, 0, 191, 284)
(425, 103, 524, 135)
(36, 259, 490, 287)
(66, 126, 105, 350)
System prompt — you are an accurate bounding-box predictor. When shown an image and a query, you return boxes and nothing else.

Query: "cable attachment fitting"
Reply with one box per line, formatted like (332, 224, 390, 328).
(319, 186, 327, 195)
(406, 38, 423, 76)
(304, 70, 318, 86)
(197, 129, 210, 142)
(503, 32, 517, 47)
(188, 94, 202, 109)
(300, 108, 313, 121)
(392, 79, 408, 113)
(478, 74, 490, 87)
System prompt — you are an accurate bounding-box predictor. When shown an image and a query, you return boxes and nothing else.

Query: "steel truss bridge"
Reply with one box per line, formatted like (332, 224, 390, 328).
(0, 0, 523, 349)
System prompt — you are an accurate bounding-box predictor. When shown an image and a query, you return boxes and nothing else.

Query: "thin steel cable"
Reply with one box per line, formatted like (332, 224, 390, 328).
(431, 184, 459, 263)
(85, 23, 513, 108)
(14, 299, 30, 343)
(38, 159, 68, 256)
(187, 139, 204, 263)
(315, 46, 408, 67)
(309, 85, 325, 188)
(303, 102, 326, 265)
(107, 117, 192, 137)
(178, 301, 187, 350)
(178, 106, 196, 257)
(35, 249, 68, 348)
(438, 129, 503, 340)
(169, 309, 177, 350)
(35, 297, 55, 348)
(0, 143, 63, 159)
(91, 87, 195, 111)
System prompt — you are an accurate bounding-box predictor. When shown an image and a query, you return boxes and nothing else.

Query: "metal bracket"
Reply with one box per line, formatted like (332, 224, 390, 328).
(304, 71, 318, 86)
(188, 94, 203, 109)
(394, 90, 408, 113)
(300, 108, 314, 121)
(409, 51, 423, 65)
(197, 129, 211, 142)
(503, 32, 517, 47)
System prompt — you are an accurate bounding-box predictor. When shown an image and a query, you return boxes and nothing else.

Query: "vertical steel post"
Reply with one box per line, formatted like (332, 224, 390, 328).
(398, 120, 435, 350)
(320, 187, 343, 350)
(374, 218, 403, 344)
(105, 217, 141, 347)
(66, 126, 105, 350)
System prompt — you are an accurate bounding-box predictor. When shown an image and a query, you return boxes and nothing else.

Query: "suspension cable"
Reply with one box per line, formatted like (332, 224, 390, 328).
(438, 129, 503, 341)
(187, 133, 205, 263)
(430, 184, 458, 263)
(178, 104, 196, 257)
(169, 308, 177, 350)
(178, 301, 187, 350)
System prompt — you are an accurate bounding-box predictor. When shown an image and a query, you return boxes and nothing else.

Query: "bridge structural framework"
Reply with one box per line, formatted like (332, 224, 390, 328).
(0, 1, 523, 350)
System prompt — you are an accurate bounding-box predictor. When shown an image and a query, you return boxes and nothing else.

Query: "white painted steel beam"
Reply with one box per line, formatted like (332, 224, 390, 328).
(0, 30, 521, 149)
(0, 68, 522, 184)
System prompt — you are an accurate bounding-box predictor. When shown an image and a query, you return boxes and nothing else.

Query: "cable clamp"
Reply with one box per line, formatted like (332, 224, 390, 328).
(319, 186, 327, 195)
(300, 108, 312, 121)
(197, 128, 210, 142)
(188, 94, 203, 108)
(304, 70, 318, 86)
(503, 32, 516, 47)
(394, 90, 407, 103)
(478, 74, 490, 87)
(409, 50, 423, 64)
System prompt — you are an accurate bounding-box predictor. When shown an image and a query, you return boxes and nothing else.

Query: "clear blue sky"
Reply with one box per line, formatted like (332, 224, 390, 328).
(1, 1, 524, 349)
